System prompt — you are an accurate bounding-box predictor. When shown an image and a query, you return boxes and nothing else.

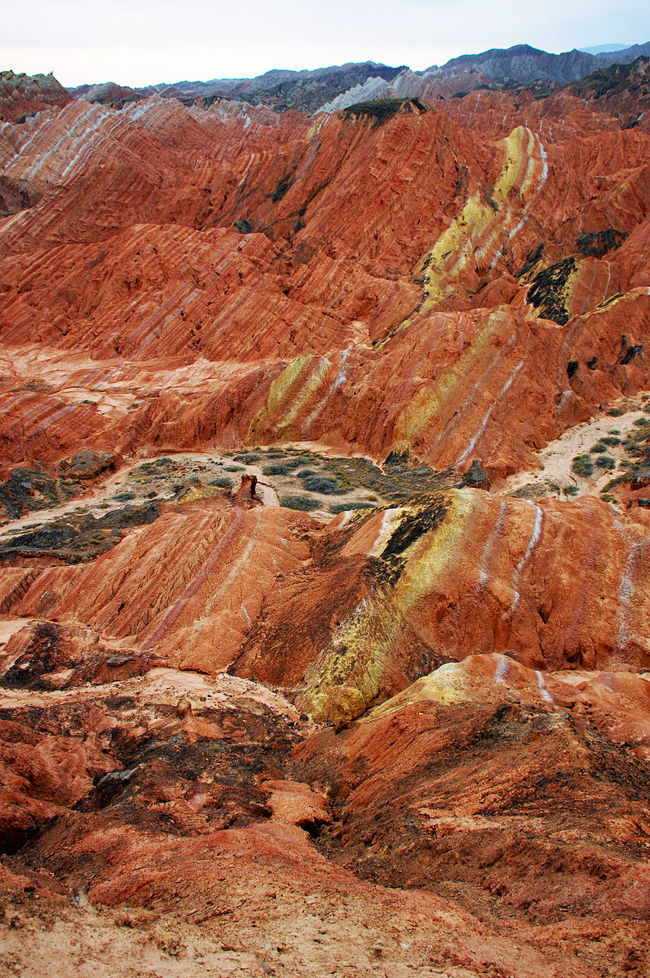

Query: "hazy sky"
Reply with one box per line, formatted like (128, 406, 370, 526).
(2, 0, 648, 87)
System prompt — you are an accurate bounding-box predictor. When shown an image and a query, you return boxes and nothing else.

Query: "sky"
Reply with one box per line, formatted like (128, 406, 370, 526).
(1, 0, 648, 88)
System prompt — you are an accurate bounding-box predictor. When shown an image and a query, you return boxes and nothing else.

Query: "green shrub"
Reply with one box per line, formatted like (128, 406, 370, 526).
(594, 455, 616, 470)
(113, 491, 135, 501)
(233, 453, 261, 463)
(330, 501, 376, 513)
(280, 495, 319, 511)
(208, 477, 232, 488)
(607, 407, 623, 416)
(302, 476, 341, 495)
(224, 465, 244, 472)
(263, 459, 302, 476)
(563, 485, 579, 496)
(572, 454, 594, 477)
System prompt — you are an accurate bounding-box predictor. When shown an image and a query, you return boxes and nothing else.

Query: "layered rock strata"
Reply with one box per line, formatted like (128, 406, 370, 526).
(0, 68, 648, 977)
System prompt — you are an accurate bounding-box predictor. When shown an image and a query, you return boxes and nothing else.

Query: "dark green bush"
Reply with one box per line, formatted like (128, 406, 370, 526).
(302, 476, 341, 494)
(208, 477, 232, 488)
(263, 459, 302, 476)
(280, 495, 319, 511)
(594, 455, 616, 470)
(572, 454, 594, 477)
(330, 501, 376, 513)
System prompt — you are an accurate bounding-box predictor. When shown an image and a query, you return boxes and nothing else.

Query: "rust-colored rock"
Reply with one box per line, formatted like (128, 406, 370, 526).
(0, 65, 648, 977)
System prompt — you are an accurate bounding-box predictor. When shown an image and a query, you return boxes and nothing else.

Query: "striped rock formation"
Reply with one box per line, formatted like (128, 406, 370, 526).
(0, 69, 649, 977)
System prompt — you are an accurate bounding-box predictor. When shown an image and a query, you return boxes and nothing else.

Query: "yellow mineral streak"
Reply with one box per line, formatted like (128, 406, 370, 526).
(393, 309, 513, 447)
(422, 127, 534, 302)
(249, 354, 331, 438)
(275, 356, 331, 431)
(394, 490, 473, 610)
(298, 490, 476, 722)
(178, 485, 223, 504)
(366, 662, 475, 720)
(381, 127, 542, 348)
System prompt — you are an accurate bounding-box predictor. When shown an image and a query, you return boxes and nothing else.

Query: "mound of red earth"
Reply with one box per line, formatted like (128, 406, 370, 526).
(0, 67, 648, 976)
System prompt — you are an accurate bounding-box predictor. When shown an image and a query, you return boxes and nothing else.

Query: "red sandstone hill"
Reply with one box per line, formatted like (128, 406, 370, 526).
(0, 67, 648, 977)
(0, 70, 70, 124)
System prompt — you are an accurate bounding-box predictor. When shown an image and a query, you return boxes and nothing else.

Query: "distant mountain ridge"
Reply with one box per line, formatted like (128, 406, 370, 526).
(439, 41, 650, 85)
(579, 43, 632, 55)
(62, 38, 650, 114)
(72, 61, 407, 114)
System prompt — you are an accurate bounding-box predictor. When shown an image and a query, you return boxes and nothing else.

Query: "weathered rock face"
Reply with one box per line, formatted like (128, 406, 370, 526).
(0, 70, 70, 123)
(0, 66, 649, 977)
(295, 654, 650, 931)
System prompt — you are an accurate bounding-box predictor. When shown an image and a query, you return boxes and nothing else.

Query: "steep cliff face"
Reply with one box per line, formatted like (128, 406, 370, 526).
(0, 68, 649, 977)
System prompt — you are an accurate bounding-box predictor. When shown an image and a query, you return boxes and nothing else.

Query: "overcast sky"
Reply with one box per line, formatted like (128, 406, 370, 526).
(2, 0, 648, 87)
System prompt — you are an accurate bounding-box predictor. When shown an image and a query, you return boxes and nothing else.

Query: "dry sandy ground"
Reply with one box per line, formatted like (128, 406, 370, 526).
(0, 897, 472, 978)
(0, 446, 392, 542)
(0, 870, 598, 978)
(0, 453, 275, 545)
(498, 395, 649, 501)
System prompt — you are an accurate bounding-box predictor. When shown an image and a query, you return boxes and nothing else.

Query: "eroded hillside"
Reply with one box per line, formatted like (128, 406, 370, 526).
(0, 67, 649, 978)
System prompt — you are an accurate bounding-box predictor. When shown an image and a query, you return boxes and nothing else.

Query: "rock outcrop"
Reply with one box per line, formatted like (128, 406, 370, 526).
(0, 70, 70, 123)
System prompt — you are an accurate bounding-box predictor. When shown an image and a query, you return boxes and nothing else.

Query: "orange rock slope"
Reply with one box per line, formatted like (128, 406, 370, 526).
(0, 72, 649, 977)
